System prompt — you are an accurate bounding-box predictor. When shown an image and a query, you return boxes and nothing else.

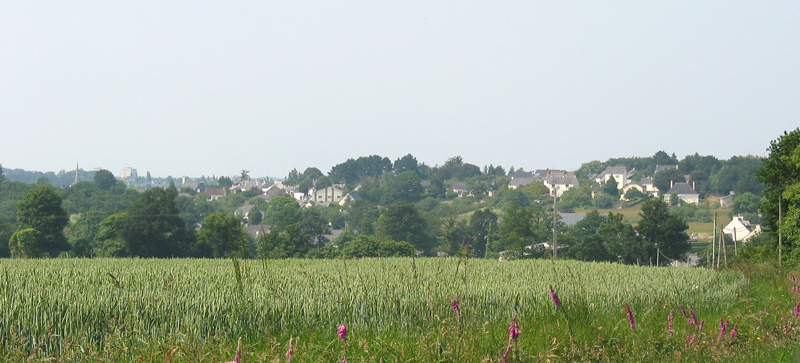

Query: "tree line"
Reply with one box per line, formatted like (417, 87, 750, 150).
(0, 137, 788, 265)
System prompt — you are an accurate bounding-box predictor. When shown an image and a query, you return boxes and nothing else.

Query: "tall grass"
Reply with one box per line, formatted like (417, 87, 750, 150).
(1, 257, 796, 361)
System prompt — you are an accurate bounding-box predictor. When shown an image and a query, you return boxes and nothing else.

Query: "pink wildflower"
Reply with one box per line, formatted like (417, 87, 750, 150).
(730, 324, 738, 339)
(680, 305, 688, 318)
(698, 320, 705, 332)
(718, 318, 729, 339)
(338, 324, 348, 340)
(688, 308, 698, 326)
(451, 297, 459, 312)
(549, 285, 562, 308)
(668, 310, 674, 337)
(794, 302, 800, 319)
(285, 340, 294, 363)
(625, 303, 635, 330)
(509, 318, 521, 342)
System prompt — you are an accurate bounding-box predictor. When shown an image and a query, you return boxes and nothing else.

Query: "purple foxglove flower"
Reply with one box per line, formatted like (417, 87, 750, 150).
(338, 324, 348, 340)
(680, 305, 688, 318)
(791, 274, 796, 283)
(764, 307, 770, 316)
(794, 302, 800, 319)
(509, 319, 521, 342)
(549, 285, 562, 308)
(698, 320, 705, 332)
(625, 303, 635, 330)
(718, 319, 728, 339)
(452, 297, 459, 312)
(689, 308, 698, 326)
(668, 310, 674, 337)
(730, 324, 738, 338)
(285, 341, 294, 363)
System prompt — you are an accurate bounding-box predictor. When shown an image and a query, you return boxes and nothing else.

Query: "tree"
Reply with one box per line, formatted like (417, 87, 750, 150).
(564, 210, 611, 262)
(314, 175, 332, 189)
(102, 188, 194, 257)
(218, 176, 233, 189)
(299, 207, 331, 247)
(758, 128, 800, 256)
(467, 209, 498, 258)
(265, 195, 301, 231)
(0, 215, 11, 257)
(9, 228, 38, 258)
(93, 169, 116, 190)
(247, 207, 263, 225)
(301, 167, 324, 181)
(731, 192, 762, 222)
(623, 187, 646, 201)
(381, 171, 423, 204)
(602, 177, 620, 198)
(257, 223, 309, 258)
(653, 168, 684, 195)
(15, 185, 70, 257)
(197, 212, 244, 258)
(602, 213, 649, 264)
(637, 198, 690, 265)
(377, 201, 431, 255)
(394, 154, 420, 176)
(68, 211, 106, 257)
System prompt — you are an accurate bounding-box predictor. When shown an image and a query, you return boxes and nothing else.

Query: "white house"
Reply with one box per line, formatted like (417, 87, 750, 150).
(666, 182, 700, 205)
(594, 166, 628, 187)
(544, 171, 579, 197)
(311, 186, 344, 204)
(723, 215, 762, 242)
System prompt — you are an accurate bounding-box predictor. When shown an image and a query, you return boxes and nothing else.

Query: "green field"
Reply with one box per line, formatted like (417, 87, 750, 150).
(1, 258, 798, 361)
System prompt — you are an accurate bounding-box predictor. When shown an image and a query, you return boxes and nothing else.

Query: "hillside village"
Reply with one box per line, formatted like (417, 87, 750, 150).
(0, 151, 766, 262)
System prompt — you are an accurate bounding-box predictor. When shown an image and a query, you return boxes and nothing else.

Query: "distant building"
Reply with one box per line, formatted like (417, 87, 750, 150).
(666, 182, 700, 205)
(120, 167, 138, 179)
(723, 215, 762, 242)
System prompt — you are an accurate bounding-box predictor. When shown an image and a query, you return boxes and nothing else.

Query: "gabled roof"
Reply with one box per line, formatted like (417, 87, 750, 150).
(640, 177, 653, 185)
(205, 188, 227, 196)
(603, 166, 627, 175)
(452, 182, 467, 191)
(509, 171, 533, 179)
(545, 171, 578, 186)
(667, 182, 698, 195)
(508, 177, 534, 188)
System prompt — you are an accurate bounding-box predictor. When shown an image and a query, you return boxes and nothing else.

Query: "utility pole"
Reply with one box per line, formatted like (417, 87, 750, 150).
(712, 212, 717, 269)
(552, 186, 558, 260)
(779, 193, 783, 268)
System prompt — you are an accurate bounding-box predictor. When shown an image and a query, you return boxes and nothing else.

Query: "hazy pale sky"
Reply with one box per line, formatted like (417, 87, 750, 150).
(2, 2, 798, 178)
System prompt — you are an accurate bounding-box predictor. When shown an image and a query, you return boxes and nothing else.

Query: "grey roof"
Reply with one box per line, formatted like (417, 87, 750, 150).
(559, 213, 587, 226)
(509, 171, 533, 179)
(546, 171, 579, 186)
(667, 182, 698, 195)
(347, 192, 362, 200)
(640, 177, 653, 185)
(603, 166, 627, 174)
(452, 182, 467, 191)
(508, 177, 534, 188)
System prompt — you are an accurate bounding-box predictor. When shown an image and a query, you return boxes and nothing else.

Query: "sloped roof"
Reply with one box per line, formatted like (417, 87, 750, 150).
(546, 171, 578, 186)
(452, 182, 467, 191)
(509, 177, 534, 188)
(509, 171, 533, 179)
(667, 182, 698, 195)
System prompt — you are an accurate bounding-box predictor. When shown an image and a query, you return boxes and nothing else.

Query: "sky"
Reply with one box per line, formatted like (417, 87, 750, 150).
(2, 2, 799, 179)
